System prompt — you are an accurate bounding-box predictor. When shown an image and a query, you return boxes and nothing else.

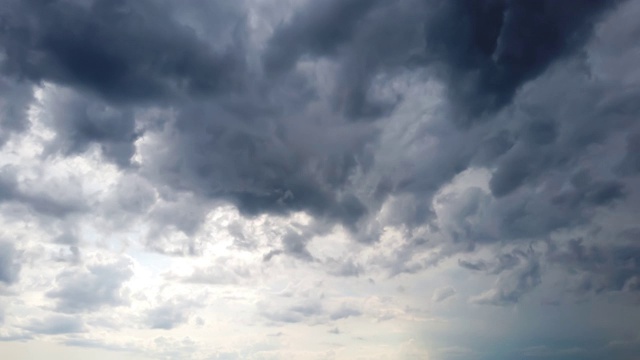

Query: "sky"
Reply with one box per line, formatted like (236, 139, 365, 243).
(0, 0, 639, 359)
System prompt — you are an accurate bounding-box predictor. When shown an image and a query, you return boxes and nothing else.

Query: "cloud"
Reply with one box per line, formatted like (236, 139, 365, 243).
(470, 248, 541, 306)
(424, 0, 622, 119)
(0, 165, 87, 218)
(23, 314, 85, 335)
(0, 76, 33, 147)
(281, 231, 314, 261)
(616, 132, 640, 175)
(263, 0, 382, 75)
(329, 304, 362, 321)
(0, 241, 21, 285)
(145, 299, 201, 330)
(325, 257, 363, 277)
(458, 259, 488, 272)
(432, 286, 456, 303)
(259, 300, 324, 324)
(547, 237, 640, 294)
(47, 257, 133, 313)
(0, 0, 244, 103)
(0, 0, 639, 357)
(39, 87, 139, 167)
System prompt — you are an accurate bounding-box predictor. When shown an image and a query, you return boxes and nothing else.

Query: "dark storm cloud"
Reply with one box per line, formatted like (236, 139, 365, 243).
(616, 132, 640, 175)
(264, 0, 429, 119)
(47, 258, 133, 313)
(458, 259, 488, 272)
(434, 63, 638, 250)
(0, 0, 245, 167)
(329, 304, 361, 321)
(40, 89, 139, 167)
(0, 76, 32, 147)
(547, 238, 640, 294)
(0, 0, 636, 298)
(281, 231, 314, 261)
(259, 300, 324, 324)
(263, 0, 382, 75)
(489, 171, 626, 241)
(0, 0, 244, 103)
(325, 257, 363, 277)
(424, 0, 622, 120)
(140, 99, 374, 227)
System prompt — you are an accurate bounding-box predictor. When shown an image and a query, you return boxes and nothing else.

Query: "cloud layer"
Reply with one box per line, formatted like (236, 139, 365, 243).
(1, 0, 639, 359)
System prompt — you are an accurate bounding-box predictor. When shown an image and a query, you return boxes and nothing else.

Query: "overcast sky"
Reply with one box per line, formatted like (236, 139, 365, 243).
(0, 0, 639, 359)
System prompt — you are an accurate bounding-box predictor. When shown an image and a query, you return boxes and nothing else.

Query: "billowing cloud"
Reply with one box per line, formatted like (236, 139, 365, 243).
(23, 315, 85, 335)
(0, 0, 639, 358)
(424, 0, 622, 119)
(0, 241, 21, 285)
(47, 258, 133, 313)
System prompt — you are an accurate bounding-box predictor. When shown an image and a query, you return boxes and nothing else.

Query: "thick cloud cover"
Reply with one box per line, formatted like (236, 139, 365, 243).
(0, 0, 639, 358)
(424, 0, 622, 119)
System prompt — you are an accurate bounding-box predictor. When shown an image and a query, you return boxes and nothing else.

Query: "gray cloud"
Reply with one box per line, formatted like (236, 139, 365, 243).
(424, 0, 623, 120)
(0, 0, 244, 167)
(145, 300, 199, 330)
(0, 241, 21, 285)
(432, 286, 456, 303)
(458, 259, 488, 272)
(23, 314, 85, 335)
(264, 0, 428, 120)
(263, 0, 382, 75)
(547, 237, 640, 295)
(0, 0, 635, 240)
(40, 88, 139, 167)
(616, 132, 640, 176)
(470, 248, 541, 306)
(0, 0, 244, 103)
(0, 76, 32, 147)
(0, 1, 638, 358)
(47, 258, 133, 313)
(281, 231, 314, 261)
(0, 0, 637, 322)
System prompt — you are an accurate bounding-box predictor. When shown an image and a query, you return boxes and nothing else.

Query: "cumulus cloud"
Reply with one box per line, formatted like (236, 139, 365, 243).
(23, 314, 85, 335)
(470, 249, 541, 306)
(47, 258, 133, 313)
(144, 298, 202, 330)
(259, 300, 324, 324)
(0, 241, 21, 285)
(0, 0, 639, 357)
(424, 0, 624, 120)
